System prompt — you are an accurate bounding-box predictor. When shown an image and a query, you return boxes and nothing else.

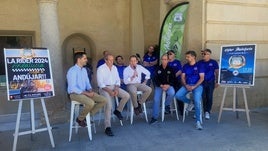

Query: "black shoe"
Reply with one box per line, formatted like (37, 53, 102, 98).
(113, 110, 123, 120)
(138, 103, 143, 113)
(165, 105, 171, 114)
(76, 118, 87, 127)
(83, 118, 95, 124)
(149, 118, 158, 125)
(134, 107, 140, 116)
(105, 127, 114, 136)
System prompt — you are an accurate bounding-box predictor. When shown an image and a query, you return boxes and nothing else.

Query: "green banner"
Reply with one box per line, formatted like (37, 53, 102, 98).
(159, 2, 189, 60)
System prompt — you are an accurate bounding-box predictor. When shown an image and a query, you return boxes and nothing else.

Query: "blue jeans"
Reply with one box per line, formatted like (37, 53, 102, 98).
(175, 85, 203, 122)
(152, 86, 175, 119)
(202, 81, 215, 113)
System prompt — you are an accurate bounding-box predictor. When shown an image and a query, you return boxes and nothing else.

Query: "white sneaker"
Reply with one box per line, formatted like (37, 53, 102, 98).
(186, 102, 194, 111)
(186, 92, 191, 99)
(196, 121, 203, 130)
(205, 112, 210, 120)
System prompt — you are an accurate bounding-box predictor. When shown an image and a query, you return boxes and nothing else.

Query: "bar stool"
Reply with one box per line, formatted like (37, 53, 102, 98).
(161, 91, 179, 122)
(97, 96, 123, 126)
(69, 100, 96, 142)
(182, 92, 203, 123)
(130, 91, 148, 124)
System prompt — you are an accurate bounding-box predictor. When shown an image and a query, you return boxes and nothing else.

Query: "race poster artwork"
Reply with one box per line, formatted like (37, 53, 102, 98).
(4, 48, 55, 101)
(219, 44, 256, 86)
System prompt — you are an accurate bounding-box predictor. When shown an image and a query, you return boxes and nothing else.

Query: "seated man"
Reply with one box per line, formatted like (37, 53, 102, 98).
(150, 54, 176, 124)
(67, 52, 107, 127)
(123, 55, 152, 116)
(97, 54, 130, 136)
(175, 50, 204, 130)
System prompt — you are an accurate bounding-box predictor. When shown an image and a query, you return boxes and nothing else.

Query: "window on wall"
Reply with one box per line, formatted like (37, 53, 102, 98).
(0, 33, 34, 86)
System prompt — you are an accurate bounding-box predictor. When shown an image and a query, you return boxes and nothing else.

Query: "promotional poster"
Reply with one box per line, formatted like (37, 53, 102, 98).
(4, 48, 55, 100)
(219, 44, 256, 86)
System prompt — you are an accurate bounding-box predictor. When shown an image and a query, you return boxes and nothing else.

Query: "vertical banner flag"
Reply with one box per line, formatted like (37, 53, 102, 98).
(219, 44, 256, 86)
(159, 2, 189, 60)
(4, 48, 55, 101)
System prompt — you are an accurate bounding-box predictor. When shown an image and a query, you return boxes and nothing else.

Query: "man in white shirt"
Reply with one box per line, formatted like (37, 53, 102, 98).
(123, 55, 152, 116)
(97, 54, 130, 136)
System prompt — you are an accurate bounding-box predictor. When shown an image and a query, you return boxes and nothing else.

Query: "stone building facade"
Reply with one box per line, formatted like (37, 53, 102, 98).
(0, 0, 267, 123)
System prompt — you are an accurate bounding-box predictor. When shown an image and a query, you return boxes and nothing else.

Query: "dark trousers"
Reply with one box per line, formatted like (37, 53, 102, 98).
(202, 81, 215, 113)
(174, 82, 184, 115)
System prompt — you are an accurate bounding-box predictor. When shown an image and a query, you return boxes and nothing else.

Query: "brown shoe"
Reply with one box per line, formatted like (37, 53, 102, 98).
(76, 118, 87, 127)
(134, 107, 140, 116)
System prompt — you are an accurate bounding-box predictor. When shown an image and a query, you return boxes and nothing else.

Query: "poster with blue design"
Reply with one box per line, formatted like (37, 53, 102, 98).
(219, 44, 256, 86)
(4, 48, 55, 101)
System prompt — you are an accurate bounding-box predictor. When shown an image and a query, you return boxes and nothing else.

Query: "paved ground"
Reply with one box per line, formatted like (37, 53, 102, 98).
(1, 107, 268, 151)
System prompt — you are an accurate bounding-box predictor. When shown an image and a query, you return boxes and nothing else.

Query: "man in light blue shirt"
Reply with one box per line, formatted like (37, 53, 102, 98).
(67, 52, 107, 127)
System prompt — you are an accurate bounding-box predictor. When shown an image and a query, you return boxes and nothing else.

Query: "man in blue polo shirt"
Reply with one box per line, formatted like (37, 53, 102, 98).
(167, 50, 183, 115)
(175, 50, 204, 130)
(142, 45, 158, 86)
(115, 55, 127, 90)
(198, 49, 219, 120)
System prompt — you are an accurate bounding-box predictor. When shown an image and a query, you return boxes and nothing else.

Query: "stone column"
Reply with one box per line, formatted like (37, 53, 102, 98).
(37, 0, 66, 123)
(130, 0, 144, 55)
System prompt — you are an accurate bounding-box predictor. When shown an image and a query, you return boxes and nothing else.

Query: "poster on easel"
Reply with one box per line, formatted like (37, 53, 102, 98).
(218, 44, 256, 86)
(4, 48, 55, 101)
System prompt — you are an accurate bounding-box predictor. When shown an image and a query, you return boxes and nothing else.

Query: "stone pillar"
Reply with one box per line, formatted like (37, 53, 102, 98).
(130, 0, 144, 55)
(38, 0, 67, 123)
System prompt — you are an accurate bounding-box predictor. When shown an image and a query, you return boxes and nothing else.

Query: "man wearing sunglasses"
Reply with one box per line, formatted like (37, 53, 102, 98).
(198, 49, 219, 120)
(167, 50, 183, 115)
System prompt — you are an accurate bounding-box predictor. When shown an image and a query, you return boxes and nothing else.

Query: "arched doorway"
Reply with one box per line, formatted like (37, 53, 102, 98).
(62, 33, 96, 75)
